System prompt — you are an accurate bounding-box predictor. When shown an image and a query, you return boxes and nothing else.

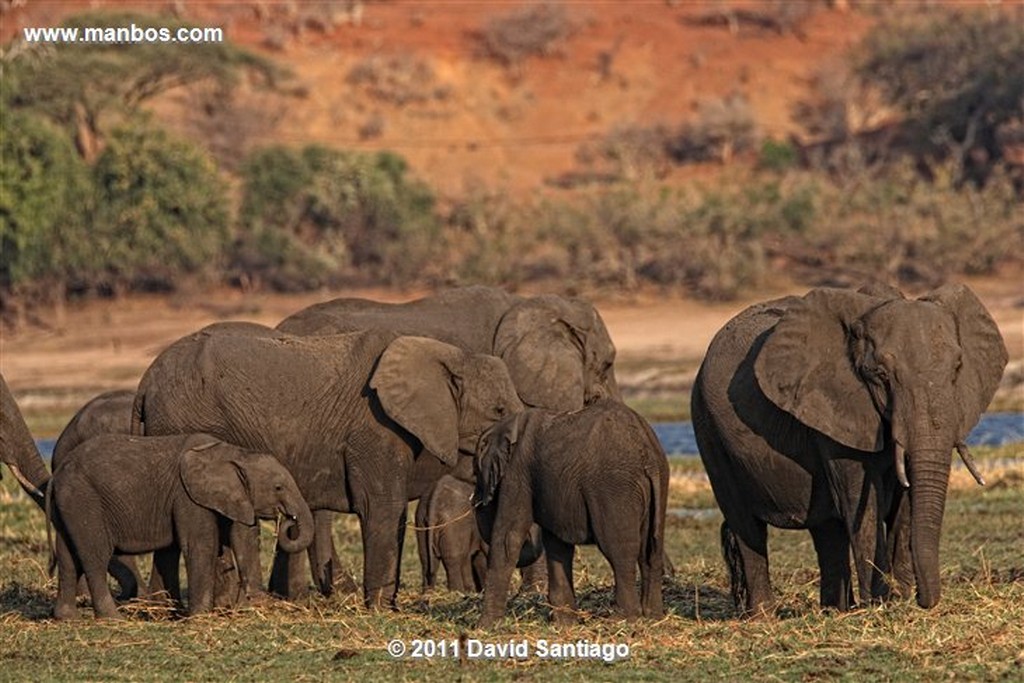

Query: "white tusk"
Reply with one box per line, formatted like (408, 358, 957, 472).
(894, 441, 910, 489)
(955, 442, 986, 486)
(7, 464, 45, 500)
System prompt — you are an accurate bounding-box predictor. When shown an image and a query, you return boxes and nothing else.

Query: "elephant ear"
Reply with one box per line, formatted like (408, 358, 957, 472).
(371, 336, 462, 467)
(493, 297, 590, 410)
(918, 283, 1009, 440)
(474, 414, 521, 507)
(754, 288, 886, 452)
(180, 442, 256, 525)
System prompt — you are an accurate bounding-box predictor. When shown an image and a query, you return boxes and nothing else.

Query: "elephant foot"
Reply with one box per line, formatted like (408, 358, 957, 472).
(549, 607, 580, 626)
(477, 613, 499, 629)
(96, 611, 126, 621)
(53, 602, 79, 620)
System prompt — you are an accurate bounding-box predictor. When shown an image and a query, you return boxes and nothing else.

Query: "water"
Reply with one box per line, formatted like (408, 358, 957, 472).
(652, 412, 1024, 456)
(33, 413, 1023, 459)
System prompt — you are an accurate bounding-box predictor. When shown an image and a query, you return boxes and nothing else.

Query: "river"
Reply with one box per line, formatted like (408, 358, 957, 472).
(33, 412, 1024, 459)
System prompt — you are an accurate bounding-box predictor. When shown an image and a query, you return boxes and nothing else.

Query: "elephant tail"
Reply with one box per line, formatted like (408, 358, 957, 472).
(644, 464, 665, 575)
(44, 474, 57, 577)
(130, 390, 145, 436)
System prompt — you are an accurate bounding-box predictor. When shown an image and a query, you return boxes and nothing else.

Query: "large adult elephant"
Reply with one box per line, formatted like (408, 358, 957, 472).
(1, 374, 50, 508)
(692, 283, 1007, 616)
(277, 286, 620, 409)
(277, 285, 621, 595)
(132, 324, 523, 607)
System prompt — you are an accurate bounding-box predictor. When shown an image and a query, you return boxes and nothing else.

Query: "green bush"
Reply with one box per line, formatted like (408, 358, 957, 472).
(235, 146, 440, 289)
(90, 124, 230, 291)
(758, 139, 799, 172)
(0, 112, 92, 298)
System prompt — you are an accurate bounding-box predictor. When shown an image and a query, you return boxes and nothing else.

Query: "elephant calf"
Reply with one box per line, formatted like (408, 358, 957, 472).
(419, 474, 544, 593)
(48, 434, 314, 619)
(474, 399, 668, 627)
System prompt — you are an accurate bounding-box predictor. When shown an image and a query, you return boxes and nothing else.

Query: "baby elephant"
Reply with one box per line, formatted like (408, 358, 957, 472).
(474, 399, 668, 627)
(421, 474, 544, 593)
(48, 434, 314, 619)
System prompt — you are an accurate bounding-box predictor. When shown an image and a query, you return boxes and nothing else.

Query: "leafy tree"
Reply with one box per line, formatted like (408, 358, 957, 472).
(0, 111, 91, 308)
(2, 11, 282, 161)
(90, 123, 230, 292)
(236, 145, 440, 289)
(859, 11, 1024, 184)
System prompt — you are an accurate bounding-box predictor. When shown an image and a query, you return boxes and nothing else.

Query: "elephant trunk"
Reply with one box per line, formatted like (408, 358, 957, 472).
(276, 499, 314, 554)
(908, 448, 951, 609)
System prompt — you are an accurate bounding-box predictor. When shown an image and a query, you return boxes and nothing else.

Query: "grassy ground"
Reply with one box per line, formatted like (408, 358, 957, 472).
(1, 446, 1022, 681)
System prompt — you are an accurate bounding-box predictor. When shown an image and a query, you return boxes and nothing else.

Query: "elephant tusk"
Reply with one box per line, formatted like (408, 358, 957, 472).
(955, 442, 986, 486)
(7, 465, 45, 500)
(894, 441, 910, 489)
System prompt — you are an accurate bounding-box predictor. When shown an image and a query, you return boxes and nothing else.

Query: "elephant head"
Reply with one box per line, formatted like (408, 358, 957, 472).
(493, 296, 620, 411)
(180, 440, 314, 554)
(1, 374, 50, 506)
(473, 413, 524, 508)
(370, 336, 524, 467)
(753, 284, 1008, 608)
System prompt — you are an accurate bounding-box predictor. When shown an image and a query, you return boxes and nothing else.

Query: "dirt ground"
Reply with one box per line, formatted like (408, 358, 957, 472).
(2, 274, 1021, 435)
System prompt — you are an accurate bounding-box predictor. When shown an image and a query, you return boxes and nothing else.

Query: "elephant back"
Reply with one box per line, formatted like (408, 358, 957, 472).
(276, 286, 515, 352)
(52, 390, 136, 469)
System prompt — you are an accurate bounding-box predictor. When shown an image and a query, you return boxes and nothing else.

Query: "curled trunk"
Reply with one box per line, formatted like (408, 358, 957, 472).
(276, 500, 315, 554)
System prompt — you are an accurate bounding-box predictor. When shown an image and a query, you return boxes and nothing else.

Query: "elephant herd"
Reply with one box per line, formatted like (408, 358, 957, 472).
(0, 282, 1009, 625)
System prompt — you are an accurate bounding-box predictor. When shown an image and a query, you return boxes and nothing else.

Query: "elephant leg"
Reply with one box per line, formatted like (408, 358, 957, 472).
(78, 544, 120, 619)
(478, 523, 530, 628)
(150, 546, 183, 609)
(471, 550, 488, 592)
(414, 503, 434, 591)
(543, 531, 578, 625)
(228, 522, 268, 604)
(53, 531, 82, 620)
(183, 547, 216, 616)
(810, 520, 853, 611)
(640, 534, 665, 619)
(517, 553, 548, 594)
(721, 520, 772, 617)
(608, 553, 640, 620)
(109, 554, 145, 602)
(357, 501, 407, 609)
(458, 556, 476, 593)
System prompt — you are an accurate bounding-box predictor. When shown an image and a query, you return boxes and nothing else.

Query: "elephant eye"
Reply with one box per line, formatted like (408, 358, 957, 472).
(494, 405, 506, 417)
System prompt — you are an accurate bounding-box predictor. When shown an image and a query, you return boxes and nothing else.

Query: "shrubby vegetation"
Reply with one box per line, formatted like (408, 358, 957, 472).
(0, 112, 91, 301)
(234, 146, 441, 290)
(1, 6, 1022, 319)
(90, 124, 230, 293)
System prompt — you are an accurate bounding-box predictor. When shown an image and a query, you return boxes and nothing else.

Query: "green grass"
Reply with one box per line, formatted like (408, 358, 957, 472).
(2, 446, 1022, 680)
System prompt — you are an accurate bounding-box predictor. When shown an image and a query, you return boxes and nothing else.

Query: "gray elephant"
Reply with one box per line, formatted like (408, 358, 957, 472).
(132, 325, 523, 608)
(1, 374, 50, 508)
(474, 399, 668, 627)
(48, 433, 313, 619)
(419, 474, 544, 592)
(52, 389, 143, 600)
(277, 285, 620, 597)
(52, 390, 136, 465)
(692, 283, 1007, 616)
